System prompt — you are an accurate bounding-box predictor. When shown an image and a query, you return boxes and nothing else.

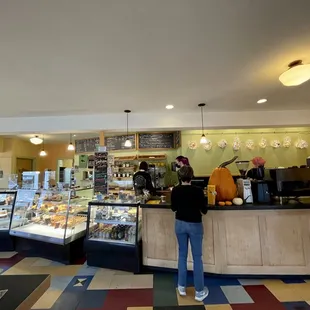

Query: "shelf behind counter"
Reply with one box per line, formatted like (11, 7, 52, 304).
(141, 200, 310, 276)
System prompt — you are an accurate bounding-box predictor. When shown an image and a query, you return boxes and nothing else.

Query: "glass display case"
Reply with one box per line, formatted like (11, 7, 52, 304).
(10, 189, 89, 245)
(85, 200, 142, 273)
(0, 191, 17, 231)
(87, 201, 141, 245)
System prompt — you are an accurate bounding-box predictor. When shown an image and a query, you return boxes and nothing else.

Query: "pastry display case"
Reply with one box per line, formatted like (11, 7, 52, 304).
(0, 191, 17, 251)
(85, 200, 142, 273)
(0, 191, 17, 231)
(10, 189, 89, 245)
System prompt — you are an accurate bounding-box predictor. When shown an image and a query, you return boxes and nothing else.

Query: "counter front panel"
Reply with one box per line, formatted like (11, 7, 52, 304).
(142, 206, 310, 275)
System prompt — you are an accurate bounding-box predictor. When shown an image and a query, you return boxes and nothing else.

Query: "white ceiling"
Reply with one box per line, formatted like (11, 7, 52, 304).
(0, 0, 310, 121)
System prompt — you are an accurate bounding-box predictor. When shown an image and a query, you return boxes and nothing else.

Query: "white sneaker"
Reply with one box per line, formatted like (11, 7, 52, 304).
(177, 285, 187, 296)
(195, 287, 209, 301)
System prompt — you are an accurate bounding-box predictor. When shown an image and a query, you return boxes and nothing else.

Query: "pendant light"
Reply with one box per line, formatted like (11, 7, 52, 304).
(67, 133, 75, 151)
(198, 103, 207, 144)
(279, 60, 310, 86)
(30, 135, 43, 145)
(39, 135, 47, 156)
(124, 110, 132, 147)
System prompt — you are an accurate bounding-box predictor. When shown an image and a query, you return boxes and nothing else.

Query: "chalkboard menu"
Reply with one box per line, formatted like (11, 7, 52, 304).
(105, 134, 136, 151)
(94, 151, 108, 194)
(75, 137, 99, 154)
(175, 131, 181, 148)
(138, 132, 177, 149)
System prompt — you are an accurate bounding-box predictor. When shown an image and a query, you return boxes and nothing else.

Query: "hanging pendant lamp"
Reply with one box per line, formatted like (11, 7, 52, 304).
(198, 103, 207, 144)
(67, 133, 75, 151)
(39, 135, 47, 156)
(124, 110, 132, 147)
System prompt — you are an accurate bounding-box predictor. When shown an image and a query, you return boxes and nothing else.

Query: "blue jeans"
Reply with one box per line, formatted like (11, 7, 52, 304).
(175, 219, 204, 292)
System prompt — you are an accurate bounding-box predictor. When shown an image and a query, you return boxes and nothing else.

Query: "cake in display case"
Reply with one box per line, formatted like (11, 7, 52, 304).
(85, 199, 142, 273)
(10, 189, 89, 245)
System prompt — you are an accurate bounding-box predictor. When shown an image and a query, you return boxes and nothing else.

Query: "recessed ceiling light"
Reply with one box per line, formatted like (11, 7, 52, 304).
(257, 99, 267, 104)
(165, 105, 174, 110)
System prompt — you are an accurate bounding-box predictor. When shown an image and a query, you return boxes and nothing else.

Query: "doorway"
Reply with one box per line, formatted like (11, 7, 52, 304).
(16, 158, 34, 183)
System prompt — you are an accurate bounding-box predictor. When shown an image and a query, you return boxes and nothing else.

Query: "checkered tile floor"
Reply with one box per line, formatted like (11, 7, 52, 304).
(1, 252, 310, 309)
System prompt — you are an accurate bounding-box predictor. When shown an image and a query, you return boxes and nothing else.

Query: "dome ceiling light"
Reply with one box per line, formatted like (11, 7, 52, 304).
(30, 135, 43, 145)
(279, 60, 310, 86)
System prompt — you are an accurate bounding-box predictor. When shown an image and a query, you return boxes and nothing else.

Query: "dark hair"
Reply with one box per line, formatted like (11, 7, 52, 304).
(139, 161, 148, 171)
(176, 156, 190, 166)
(178, 166, 194, 183)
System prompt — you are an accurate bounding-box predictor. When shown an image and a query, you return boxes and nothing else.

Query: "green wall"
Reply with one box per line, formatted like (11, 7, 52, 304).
(181, 128, 310, 176)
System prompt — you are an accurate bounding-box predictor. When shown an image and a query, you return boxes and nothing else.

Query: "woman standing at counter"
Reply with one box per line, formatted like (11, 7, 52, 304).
(171, 166, 209, 302)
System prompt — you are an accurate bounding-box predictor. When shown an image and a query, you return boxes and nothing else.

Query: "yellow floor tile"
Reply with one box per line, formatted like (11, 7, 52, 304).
(0, 251, 17, 259)
(205, 305, 233, 310)
(266, 286, 303, 302)
(287, 283, 310, 300)
(108, 274, 154, 289)
(3, 265, 81, 276)
(176, 287, 203, 306)
(31, 289, 62, 309)
(262, 279, 285, 287)
(127, 275, 153, 289)
(87, 269, 115, 290)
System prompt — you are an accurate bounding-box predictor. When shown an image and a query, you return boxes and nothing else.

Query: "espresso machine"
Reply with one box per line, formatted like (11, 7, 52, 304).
(235, 161, 253, 203)
(264, 167, 310, 204)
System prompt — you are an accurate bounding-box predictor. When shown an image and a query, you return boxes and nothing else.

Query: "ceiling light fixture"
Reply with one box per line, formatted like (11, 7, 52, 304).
(39, 135, 47, 156)
(124, 110, 132, 148)
(67, 134, 75, 151)
(165, 105, 174, 110)
(30, 135, 43, 145)
(279, 60, 310, 86)
(257, 98, 267, 104)
(198, 103, 207, 144)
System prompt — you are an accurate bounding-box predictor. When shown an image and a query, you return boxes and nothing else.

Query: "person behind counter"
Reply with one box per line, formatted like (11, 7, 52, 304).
(171, 165, 208, 302)
(176, 155, 190, 168)
(133, 161, 155, 196)
(176, 156, 191, 185)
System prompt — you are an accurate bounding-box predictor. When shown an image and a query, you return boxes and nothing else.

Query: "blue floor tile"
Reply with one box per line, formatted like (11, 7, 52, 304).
(51, 291, 81, 310)
(281, 278, 306, 284)
(77, 290, 108, 309)
(282, 301, 310, 309)
(202, 286, 229, 305)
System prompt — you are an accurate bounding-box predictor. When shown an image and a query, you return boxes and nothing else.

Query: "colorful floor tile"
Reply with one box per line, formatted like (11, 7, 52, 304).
(1, 255, 310, 309)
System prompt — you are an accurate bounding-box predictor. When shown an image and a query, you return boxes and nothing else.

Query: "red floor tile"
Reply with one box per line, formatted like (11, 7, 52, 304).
(101, 289, 153, 310)
(243, 285, 283, 305)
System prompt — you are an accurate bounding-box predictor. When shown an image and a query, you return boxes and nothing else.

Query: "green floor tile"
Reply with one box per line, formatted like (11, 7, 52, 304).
(153, 273, 178, 307)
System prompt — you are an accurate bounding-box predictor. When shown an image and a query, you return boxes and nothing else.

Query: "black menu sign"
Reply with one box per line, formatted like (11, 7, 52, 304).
(94, 152, 108, 194)
(75, 137, 100, 154)
(105, 134, 136, 151)
(175, 131, 181, 148)
(138, 132, 177, 149)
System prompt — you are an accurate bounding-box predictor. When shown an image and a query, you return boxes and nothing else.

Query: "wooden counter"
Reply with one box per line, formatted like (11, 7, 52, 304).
(142, 205, 310, 275)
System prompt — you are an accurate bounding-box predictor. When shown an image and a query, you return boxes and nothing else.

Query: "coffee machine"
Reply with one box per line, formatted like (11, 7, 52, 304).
(235, 161, 253, 203)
